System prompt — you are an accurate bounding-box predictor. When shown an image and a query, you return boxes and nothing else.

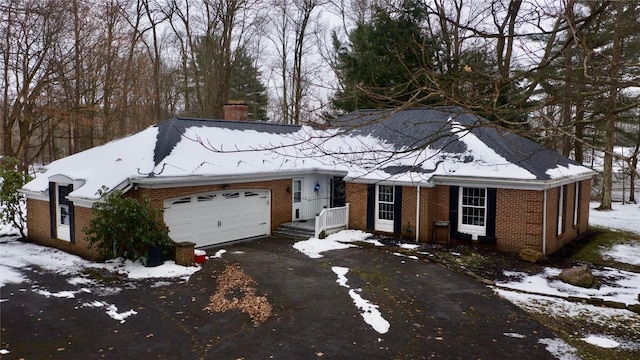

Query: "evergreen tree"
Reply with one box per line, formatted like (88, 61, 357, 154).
(331, 0, 441, 112)
(230, 48, 269, 121)
(189, 35, 268, 121)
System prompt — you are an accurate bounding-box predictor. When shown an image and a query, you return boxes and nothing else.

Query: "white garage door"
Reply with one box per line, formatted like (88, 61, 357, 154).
(164, 190, 270, 247)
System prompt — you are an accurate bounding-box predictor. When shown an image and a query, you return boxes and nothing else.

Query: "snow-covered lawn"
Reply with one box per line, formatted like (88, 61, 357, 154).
(492, 202, 640, 354)
(589, 201, 640, 235)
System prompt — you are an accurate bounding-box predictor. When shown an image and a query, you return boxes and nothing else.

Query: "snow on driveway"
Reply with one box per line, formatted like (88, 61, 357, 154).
(0, 234, 201, 331)
(1, 198, 638, 357)
(290, 204, 640, 356)
(332, 266, 390, 334)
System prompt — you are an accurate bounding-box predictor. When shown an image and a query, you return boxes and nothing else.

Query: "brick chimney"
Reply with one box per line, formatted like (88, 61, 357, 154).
(223, 101, 248, 121)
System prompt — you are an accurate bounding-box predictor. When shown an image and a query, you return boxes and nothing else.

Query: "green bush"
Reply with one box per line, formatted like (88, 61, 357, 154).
(0, 157, 32, 238)
(85, 187, 172, 261)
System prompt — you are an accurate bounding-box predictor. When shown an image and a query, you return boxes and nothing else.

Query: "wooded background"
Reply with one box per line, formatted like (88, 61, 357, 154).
(1, 0, 638, 208)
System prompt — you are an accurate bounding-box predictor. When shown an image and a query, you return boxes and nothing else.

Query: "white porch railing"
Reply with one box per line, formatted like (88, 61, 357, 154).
(315, 204, 350, 238)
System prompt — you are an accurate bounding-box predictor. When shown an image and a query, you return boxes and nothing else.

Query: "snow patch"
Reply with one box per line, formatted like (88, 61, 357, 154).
(88, 258, 200, 280)
(105, 304, 138, 323)
(589, 201, 640, 235)
(582, 335, 619, 349)
(538, 338, 580, 360)
(496, 266, 640, 306)
(33, 288, 78, 299)
(331, 266, 390, 334)
(211, 249, 227, 258)
(601, 242, 640, 265)
(292, 230, 373, 259)
(503, 332, 526, 339)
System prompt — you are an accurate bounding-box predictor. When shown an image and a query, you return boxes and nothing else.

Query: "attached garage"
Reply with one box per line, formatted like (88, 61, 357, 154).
(163, 190, 270, 247)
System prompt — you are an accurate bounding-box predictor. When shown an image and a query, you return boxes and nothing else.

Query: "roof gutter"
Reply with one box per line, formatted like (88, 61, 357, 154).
(343, 176, 435, 188)
(432, 172, 595, 191)
(17, 188, 48, 201)
(132, 168, 349, 189)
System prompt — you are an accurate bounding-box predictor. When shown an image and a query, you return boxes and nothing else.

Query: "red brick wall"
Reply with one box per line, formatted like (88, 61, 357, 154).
(433, 185, 450, 223)
(28, 178, 592, 258)
(27, 179, 293, 260)
(431, 183, 592, 254)
(26, 199, 99, 260)
(495, 189, 544, 253)
(399, 186, 433, 243)
(223, 104, 248, 121)
(419, 187, 434, 242)
(400, 186, 416, 240)
(346, 183, 368, 230)
(545, 179, 591, 254)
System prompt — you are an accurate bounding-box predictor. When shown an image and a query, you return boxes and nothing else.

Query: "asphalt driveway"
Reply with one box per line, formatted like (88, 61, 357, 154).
(1, 236, 559, 359)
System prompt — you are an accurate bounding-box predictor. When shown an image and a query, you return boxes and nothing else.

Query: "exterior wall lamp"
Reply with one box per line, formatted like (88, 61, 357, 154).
(314, 182, 320, 192)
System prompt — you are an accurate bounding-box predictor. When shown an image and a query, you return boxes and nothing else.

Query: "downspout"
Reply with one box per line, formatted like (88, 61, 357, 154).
(542, 189, 547, 255)
(415, 185, 420, 243)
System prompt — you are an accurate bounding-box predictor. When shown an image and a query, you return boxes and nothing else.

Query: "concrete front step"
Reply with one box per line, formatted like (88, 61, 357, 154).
(273, 227, 315, 240)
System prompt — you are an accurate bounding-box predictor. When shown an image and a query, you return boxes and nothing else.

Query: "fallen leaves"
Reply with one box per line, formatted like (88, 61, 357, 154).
(204, 263, 272, 326)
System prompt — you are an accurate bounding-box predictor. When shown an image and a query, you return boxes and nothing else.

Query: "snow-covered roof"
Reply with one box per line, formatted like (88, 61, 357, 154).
(22, 107, 595, 202)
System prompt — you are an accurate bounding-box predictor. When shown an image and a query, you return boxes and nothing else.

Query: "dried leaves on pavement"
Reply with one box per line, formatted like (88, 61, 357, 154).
(204, 263, 272, 326)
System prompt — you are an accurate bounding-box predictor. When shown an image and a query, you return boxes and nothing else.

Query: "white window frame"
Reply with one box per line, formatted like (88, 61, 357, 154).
(573, 182, 580, 226)
(293, 179, 302, 203)
(458, 187, 487, 239)
(375, 185, 394, 232)
(292, 179, 303, 220)
(557, 185, 564, 236)
(56, 183, 71, 241)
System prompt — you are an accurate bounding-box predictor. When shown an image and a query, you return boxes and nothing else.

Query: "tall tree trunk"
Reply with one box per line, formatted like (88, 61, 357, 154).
(292, 1, 314, 125)
(629, 128, 639, 203)
(560, 42, 573, 157)
(142, 0, 162, 121)
(72, 0, 81, 154)
(1, 1, 12, 157)
(598, 1, 622, 210)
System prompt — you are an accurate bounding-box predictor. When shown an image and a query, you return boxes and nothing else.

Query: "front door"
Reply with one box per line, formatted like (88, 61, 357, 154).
(292, 179, 303, 220)
(330, 177, 346, 207)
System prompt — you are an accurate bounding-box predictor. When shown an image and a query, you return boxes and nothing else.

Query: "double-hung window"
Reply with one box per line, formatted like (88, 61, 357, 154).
(458, 187, 486, 238)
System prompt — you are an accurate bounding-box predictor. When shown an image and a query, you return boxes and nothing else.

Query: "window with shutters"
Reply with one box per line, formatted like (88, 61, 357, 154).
(56, 184, 73, 241)
(458, 187, 486, 237)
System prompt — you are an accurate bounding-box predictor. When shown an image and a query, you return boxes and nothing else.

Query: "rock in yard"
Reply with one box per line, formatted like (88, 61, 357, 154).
(559, 265, 595, 288)
(628, 303, 640, 315)
(519, 248, 547, 264)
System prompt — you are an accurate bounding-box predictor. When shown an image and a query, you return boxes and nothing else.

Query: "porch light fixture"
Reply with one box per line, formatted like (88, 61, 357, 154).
(314, 182, 320, 192)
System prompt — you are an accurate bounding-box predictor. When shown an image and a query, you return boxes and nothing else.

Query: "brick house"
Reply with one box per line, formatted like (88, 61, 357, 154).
(21, 106, 595, 259)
